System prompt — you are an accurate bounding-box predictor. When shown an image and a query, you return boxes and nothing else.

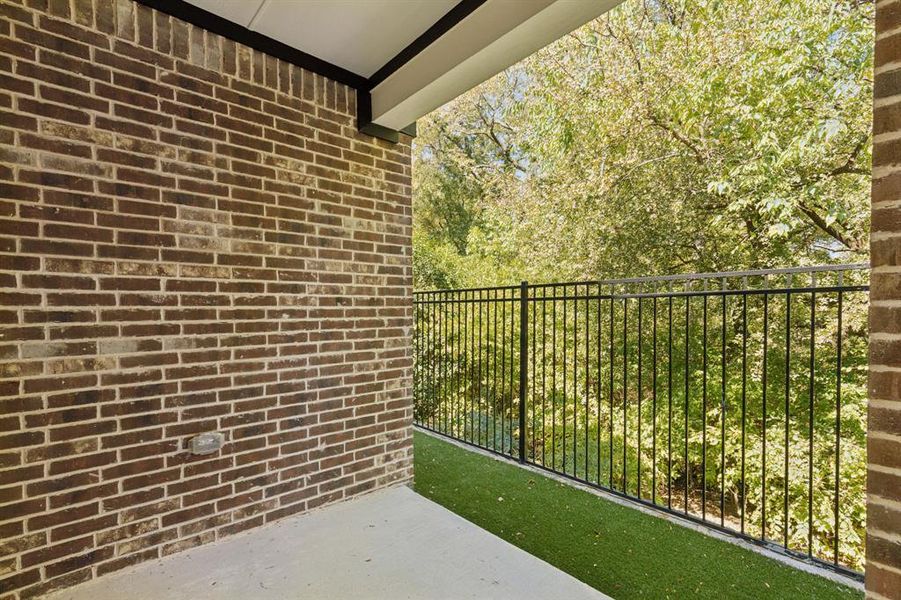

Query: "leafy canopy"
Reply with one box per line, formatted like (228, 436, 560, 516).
(412, 0, 873, 290)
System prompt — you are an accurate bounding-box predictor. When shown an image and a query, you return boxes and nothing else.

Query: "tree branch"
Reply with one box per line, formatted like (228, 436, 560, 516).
(796, 200, 865, 252)
(647, 113, 706, 163)
(476, 96, 527, 173)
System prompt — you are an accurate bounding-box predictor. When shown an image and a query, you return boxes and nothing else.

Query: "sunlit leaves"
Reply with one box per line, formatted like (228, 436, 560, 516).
(412, 0, 872, 280)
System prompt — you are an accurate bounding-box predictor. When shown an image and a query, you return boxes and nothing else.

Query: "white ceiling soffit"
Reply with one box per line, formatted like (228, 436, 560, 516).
(180, 0, 623, 134)
(188, 0, 458, 78)
(370, 0, 624, 130)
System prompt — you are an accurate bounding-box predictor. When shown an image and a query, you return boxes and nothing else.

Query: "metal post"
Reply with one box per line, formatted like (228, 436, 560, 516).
(519, 281, 528, 463)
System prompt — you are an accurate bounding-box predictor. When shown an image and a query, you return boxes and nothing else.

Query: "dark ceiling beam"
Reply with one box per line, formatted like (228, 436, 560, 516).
(366, 0, 487, 90)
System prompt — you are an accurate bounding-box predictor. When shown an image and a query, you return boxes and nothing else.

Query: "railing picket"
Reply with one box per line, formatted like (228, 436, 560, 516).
(552, 289, 558, 470)
(519, 281, 528, 463)
(433, 292, 438, 433)
(464, 290, 470, 441)
(542, 292, 548, 467)
(501, 291, 508, 453)
(563, 288, 568, 473)
(510, 289, 517, 455)
(668, 296, 673, 510)
(638, 297, 643, 499)
(835, 289, 843, 566)
(702, 292, 708, 522)
(438, 294, 450, 433)
(493, 290, 499, 451)
(472, 290, 478, 444)
(472, 292, 477, 444)
(652, 296, 658, 505)
(762, 289, 769, 542)
(609, 293, 614, 488)
(585, 286, 590, 482)
(623, 297, 628, 493)
(573, 284, 579, 475)
(741, 292, 747, 534)
(597, 288, 603, 485)
(684, 295, 690, 514)
(440, 292, 445, 434)
(531, 287, 537, 461)
(721, 286, 726, 527)
(477, 291, 483, 447)
(784, 285, 791, 550)
(456, 289, 461, 438)
(720, 280, 727, 527)
(809, 287, 816, 557)
(415, 303, 420, 410)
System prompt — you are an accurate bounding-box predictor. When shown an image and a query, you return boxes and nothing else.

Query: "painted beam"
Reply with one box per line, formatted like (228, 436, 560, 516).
(369, 0, 624, 131)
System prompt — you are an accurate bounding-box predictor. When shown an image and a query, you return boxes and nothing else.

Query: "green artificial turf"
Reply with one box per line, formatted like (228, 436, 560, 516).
(413, 431, 862, 600)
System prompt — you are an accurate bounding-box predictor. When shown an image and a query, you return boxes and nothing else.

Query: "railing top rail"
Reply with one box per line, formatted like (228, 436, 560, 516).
(591, 262, 868, 287)
(412, 263, 869, 295)
(412, 284, 521, 296)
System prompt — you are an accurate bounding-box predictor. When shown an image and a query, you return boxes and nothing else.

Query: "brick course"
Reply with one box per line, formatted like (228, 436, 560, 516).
(0, 0, 414, 597)
(869, 1, 901, 599)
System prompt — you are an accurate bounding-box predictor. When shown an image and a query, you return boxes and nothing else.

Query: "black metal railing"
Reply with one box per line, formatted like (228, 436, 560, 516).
(412, 265, 869, 578)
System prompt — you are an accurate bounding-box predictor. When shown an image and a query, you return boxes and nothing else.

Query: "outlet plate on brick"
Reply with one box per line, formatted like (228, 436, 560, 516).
(189, 432, 225, 455)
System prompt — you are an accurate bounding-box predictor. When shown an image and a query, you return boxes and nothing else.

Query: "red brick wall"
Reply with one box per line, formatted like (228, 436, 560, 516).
(0, 0, 414, 597)
(868, 1, 901, 598)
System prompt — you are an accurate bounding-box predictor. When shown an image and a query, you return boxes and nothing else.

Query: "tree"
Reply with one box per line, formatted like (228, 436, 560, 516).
(412, 0, 873, 288)
(411, 0, 873, 571)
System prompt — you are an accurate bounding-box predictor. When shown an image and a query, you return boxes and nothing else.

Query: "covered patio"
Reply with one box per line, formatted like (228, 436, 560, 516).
(1, 0, 899, 599)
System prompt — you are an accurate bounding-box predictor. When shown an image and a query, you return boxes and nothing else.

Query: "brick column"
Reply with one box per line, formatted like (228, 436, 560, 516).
(868, 1, 901, 598)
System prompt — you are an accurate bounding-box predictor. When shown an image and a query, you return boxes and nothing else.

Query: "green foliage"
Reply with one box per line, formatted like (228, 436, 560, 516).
(411, 234, 462, 291)
(412, 0, 873, 287)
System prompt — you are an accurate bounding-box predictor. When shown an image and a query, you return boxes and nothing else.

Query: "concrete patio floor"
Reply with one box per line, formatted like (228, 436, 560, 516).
(47, 485, 608, 600)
